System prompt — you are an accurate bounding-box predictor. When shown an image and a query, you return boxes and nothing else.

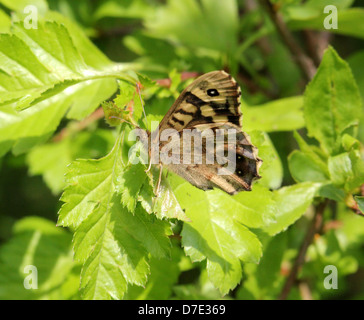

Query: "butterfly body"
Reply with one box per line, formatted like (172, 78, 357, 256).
(149, 70, 262, 195)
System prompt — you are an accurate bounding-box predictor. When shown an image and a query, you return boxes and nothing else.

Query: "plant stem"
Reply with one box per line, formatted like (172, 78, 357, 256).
(52, 72, 200, 142)
(279, 199, 329, 300)
(258, 0, 317, 81)
(52, 107, 105, 142)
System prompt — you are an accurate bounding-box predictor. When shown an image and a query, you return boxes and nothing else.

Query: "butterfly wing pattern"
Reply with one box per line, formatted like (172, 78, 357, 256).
(151, 70, 262, 195)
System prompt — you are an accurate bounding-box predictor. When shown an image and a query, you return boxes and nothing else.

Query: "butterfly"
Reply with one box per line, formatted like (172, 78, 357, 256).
(145, 70, 262, 195)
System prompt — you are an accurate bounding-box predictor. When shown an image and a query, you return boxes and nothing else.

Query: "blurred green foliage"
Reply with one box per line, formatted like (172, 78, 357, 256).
(0, 0, 363, 300)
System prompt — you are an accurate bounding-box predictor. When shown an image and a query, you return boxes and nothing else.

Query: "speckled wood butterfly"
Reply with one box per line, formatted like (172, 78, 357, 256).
(147, 70, 262, 195)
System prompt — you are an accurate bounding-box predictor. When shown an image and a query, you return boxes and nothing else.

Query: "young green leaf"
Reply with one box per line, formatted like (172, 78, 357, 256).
(117, 163, 148, 212)
(243, 96, 304, 132)
(249, 130, 283, 189)
(263, 182, 322, 236)
(169, 174, 271, 295)
(355, 196, 364, 214)
(346, 149, 364, 192)
(75, 198, 170, 300)
(288, 132, 330, 183)
(304, 47, 362, 155)
(292, 131, 329, 174)
(0, 216, 77, 300)
(58, 134, 172, 299)
(289, 150, 329, 183)
(328, 152, 354, 187)
(0, 20, 134, 156)
(58, 137, 125, 228)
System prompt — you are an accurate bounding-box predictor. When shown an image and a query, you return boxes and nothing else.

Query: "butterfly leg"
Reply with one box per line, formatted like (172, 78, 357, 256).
(151, 164, 163, 209)
(145, 157, 152, 173)
(154, 164, 163, 197)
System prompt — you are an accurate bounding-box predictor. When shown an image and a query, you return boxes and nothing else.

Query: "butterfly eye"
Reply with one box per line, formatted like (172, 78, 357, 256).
(207, 89, 219, 97)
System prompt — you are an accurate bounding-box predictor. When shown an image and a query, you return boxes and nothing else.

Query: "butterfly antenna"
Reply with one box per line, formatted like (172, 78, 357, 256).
(136, 82, 153, 173)
(136, 82, 148, 131)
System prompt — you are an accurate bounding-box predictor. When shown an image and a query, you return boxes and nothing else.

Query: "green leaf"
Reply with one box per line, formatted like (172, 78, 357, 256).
(263, 182, 322, 236)
(354, 196, 364, 214)
(139, 172, 190, 221)
(237, 232, 287, 300)
(304, 229, 359, 287)
(288, 8, 364, 40)
(118, 163, 148, 212)
(66, 79, 117, 120)
(285, 0, 354, 21)
(0, 216, 77, 300)
(114, 80, 144, 125)
(146, 0, 238, 54)
(94, 0, 155, 20)
(288, 131, 329, 183)
(328, 152, 353, 187)
(293, 131, 329, 171)
(304, 47, 362, 155)
(347, 149, 364, 191)
(58, 135, 171, 299)
(341, 133, 361, 152)
(44, 11, 114, 69)
(0, 0, 48, 13)
(289, 150, 329, 183)
(0, 98, 66, 157)
(12, 21, 88, 79)
(0, 9, 11, 33)
(243, 96, 304, 132)
(249, 130, 283, 189)
(9, 21, 121, 114)
(26, 129, 115, 194)
(348, 50, 364, 103)
(126, 245, 181, 300)
(327, 144, 364, 192)
(27, 138, 72, 194)
(0, 19, 135, 156)
(169, 175, 272, 295)
(58, 137, 125, 228)
(75, 199, 169, 300)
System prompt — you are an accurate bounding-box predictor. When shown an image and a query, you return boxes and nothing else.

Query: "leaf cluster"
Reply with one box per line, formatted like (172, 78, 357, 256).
(0, 0, 363, 300)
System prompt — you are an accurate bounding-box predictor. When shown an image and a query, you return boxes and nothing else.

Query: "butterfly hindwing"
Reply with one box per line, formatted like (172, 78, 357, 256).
(164, 122, 261, 195)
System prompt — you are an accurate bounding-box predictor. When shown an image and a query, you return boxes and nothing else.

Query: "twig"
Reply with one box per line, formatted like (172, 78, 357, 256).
(96, 25, 137, 38)
(279, 199, 329, 300)
(155, 71, 199, 88)
(345, 186, 364, 217)
(298, 280, 313, 300)
(236, 68, 278, 99)
(52, 107, 105, 142)
(303, 30, 331, 67)
(245, 0, 272, 56)
(258, 0, 317, 81)
(52, 72, 200, 142)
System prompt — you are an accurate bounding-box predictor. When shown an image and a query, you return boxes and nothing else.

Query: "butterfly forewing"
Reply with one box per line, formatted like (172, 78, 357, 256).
(159, 71, 242, 132)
